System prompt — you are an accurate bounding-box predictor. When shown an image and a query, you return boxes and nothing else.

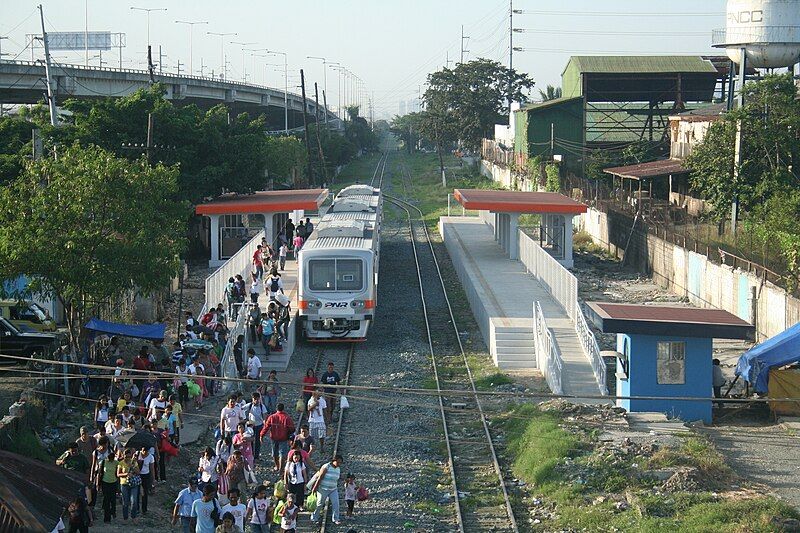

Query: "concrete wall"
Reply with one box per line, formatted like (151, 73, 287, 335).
(480, 160, 536, 191)
(578, 207, 799, 341)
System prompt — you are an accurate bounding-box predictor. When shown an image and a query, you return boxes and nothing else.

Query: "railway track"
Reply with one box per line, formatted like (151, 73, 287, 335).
(313, 152, 387, 531)
(385, 189, 518, 533)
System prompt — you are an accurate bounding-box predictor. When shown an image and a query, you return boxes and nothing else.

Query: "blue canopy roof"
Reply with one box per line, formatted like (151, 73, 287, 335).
(736, 321, 800, 394)
(84, 318, 166, 341)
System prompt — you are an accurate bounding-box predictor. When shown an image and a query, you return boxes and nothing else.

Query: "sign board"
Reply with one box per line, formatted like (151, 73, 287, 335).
(46, 31, 112, 51)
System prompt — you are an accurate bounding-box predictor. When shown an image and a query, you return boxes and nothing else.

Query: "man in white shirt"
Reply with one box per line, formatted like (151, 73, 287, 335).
(219, 395, 242, 438)
(221, 488, 247, 531)
(246, 349, 262, 381)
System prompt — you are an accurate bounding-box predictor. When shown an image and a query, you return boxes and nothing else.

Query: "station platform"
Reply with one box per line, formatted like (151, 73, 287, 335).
(439, 216, 605, 402)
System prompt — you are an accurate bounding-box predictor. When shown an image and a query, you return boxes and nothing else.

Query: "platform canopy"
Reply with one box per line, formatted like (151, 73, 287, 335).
(586, 302, 755, 340)
(453, 189, 588, 214)
(604, 159, 688, 181)
(195, 188, 328, 216)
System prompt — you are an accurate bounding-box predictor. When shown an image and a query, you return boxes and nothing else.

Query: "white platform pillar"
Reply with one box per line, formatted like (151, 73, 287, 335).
(562, 215, 575, 268)
(509, 213, 520, 260)
(209, 214, 222, 268)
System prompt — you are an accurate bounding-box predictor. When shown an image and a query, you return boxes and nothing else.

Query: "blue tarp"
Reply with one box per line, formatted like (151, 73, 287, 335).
(736, 321, 800, 394)
(84, 318, 166, 341)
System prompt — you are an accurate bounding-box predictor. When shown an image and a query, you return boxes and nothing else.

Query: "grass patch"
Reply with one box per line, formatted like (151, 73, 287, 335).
(2, 424, 51, 461)
(473, 372, 513, 391)
(501, 404, 581, 487)
(574, 230, 615, 258)
(648, 437, 735, 485)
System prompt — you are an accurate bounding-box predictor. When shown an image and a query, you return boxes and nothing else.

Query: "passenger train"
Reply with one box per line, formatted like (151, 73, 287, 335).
(297, 184, 382, 340)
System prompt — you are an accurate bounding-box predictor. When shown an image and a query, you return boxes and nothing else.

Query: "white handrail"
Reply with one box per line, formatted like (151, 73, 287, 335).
(219, 302, 252, 393)
(533, 301, 563, 395)
(519, 231, 577, 320)
(203, 230, 265, 316)
(575, 301, 608, 395)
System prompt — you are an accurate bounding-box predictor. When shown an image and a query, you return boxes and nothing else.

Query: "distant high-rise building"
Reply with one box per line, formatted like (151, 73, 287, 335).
(399, 100, 407, 115)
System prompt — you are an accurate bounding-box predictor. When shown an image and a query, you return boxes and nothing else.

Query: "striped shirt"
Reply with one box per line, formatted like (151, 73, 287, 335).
(318, 463, 340, 492)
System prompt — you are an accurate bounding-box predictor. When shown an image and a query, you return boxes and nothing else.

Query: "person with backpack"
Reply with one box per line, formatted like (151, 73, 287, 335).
(258, 313, 275, 356)
(244, 484, 272, 533)
(274, 294, 292, 341)
(309, 455, 344, 526)
(260, 403, 295, 473)
(266, 269, 284, 301)
(283, 449, 307, 509)
(225, 278, 238, 319)
(304, 217, 314, 236)
(190, 483, 222, 533)
(66, 496, 93, 533)
(243, 392, 269, 461)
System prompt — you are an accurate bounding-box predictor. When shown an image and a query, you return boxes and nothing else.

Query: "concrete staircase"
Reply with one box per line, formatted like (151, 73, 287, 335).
(491, 319, 536, 370)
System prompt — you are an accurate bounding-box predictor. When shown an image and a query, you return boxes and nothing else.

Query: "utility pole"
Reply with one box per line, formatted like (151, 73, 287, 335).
(300, 69, 313, 185)
(460, 25, 470, 64)
(508, 0, 514, 105)
(731, 48, 748, 233)
(200, 58, 205, 77)
(550, 122, 555, 157)
(84, 0, 89, 66)
(322, 89, 329, 132)
(147, 45, 155, 83)
(176, 59, 183, 76)
(266, 50, 289, 133)
(314, 83, 328, 185)
(207, 31, 237, 79)
(38, 4, 58, 127)
(158, 45, 165, 73)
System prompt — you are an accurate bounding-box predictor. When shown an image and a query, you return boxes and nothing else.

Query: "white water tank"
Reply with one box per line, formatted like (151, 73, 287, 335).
(713, 0, 800, 68)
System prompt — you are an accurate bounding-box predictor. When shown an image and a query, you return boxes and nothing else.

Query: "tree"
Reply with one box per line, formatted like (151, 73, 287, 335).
(0, 144, 187, 350)
(424, 59, 534, 151)
(417, 105, 459, 186)
(538, 84, 562, 101)
(390, 113, 424, 153)
(687, 74, 800, 220)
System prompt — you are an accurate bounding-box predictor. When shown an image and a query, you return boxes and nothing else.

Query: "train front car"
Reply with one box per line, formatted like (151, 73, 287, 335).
(297, 185, 382, 341)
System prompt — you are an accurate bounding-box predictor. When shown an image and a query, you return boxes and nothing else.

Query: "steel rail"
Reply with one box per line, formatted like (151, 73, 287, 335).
(386, 183, 519, 532)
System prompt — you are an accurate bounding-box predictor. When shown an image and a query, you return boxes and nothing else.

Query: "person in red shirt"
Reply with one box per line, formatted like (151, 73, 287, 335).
(301, 368, 318, 411)
(252, 245, 265, 279)
(260, 403, 295, 472)
(133, 346, 153, 372)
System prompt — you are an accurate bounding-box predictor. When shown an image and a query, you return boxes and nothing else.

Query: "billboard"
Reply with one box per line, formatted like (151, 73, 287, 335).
(46, 31, 112, 51)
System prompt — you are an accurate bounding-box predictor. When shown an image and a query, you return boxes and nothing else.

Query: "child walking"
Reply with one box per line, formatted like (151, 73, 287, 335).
(344, 473, 357, 518)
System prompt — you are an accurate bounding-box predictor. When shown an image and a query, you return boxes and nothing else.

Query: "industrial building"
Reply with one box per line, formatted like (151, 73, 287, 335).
(512, 55, 726, 175)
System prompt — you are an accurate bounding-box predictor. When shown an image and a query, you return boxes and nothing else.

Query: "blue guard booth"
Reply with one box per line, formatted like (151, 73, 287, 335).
(586, 303, 755, 423)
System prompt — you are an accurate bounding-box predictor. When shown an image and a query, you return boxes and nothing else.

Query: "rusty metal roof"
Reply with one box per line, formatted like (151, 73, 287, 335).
(0, 450, 88, 532)
(195, 189, 328, 215)
(603, 159, 689, 180)
(453, 189, 588, 214)
(586, 302, 755, 340)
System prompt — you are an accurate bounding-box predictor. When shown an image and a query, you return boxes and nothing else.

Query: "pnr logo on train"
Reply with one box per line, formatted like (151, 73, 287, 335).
(324, 302, 350, 308)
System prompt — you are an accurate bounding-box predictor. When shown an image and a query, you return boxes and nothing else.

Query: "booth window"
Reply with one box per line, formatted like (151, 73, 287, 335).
(656, 341, 685, 384)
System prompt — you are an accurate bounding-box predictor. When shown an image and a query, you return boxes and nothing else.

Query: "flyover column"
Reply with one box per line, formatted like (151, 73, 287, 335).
(563, 215, 575, 268)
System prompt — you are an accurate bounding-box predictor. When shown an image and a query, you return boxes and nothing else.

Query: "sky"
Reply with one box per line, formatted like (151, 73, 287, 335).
(1, 0, 727, 119)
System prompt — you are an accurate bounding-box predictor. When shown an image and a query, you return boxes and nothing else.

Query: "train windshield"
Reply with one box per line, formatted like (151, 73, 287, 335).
(309, 258, 363, 291)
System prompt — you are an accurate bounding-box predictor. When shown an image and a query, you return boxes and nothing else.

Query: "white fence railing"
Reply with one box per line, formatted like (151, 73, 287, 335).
(220, 302, 252, 393)
(203, 230, 265, 316)
(534, 301, 563, 395)
(575, 301, 608, 395)
(519, 231, 577, 320)
(520, 230, 608, 395)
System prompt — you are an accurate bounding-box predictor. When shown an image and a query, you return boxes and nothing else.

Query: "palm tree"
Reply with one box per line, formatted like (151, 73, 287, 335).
(538, 85, 562, 101)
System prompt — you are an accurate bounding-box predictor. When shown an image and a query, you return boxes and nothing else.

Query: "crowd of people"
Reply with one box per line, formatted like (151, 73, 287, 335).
(51, 216, 371, 532)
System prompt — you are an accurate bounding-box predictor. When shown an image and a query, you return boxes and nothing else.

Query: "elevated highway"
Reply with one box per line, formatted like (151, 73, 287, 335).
(0, 59, 338, 131)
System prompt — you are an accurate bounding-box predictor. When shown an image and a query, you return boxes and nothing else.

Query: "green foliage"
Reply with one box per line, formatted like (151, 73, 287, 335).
(390, 113, 424, 153)
(0, 143, 187, 348)
(545, 163, 561, 192)
(423, 59, 535, 151)
(538, 84, 562, 101)
(2, 424, 51, 461)
(687, 74, 800, 220)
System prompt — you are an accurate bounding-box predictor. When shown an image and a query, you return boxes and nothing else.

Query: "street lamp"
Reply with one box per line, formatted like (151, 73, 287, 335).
(307, 56, 329, 108)
(174, 20, 208, 76)
(267, 50, 289, 133)
(230, 41, 256, 81)
(207, 31, 237, 79)
(130, 7, 167, 49)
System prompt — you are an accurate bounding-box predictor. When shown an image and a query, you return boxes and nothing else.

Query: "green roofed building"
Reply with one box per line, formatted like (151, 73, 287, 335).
(514, 55, 725, 175)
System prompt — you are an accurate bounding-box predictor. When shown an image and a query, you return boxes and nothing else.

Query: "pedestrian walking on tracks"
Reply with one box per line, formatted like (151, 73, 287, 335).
(309, 454, 344, 525)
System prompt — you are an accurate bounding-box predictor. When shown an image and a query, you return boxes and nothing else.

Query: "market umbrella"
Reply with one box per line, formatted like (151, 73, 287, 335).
(183, 339, 213, 351)
(116, 429, 158, 450)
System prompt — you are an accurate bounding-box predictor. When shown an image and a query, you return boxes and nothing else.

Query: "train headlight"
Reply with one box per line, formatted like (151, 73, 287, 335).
(350, 300, 366, 309)
(308, 300, 322, 310)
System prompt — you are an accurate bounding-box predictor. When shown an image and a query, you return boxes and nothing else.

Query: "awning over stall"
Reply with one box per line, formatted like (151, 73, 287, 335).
(84, 317, 166, 340)
(736, 321, 800, 394)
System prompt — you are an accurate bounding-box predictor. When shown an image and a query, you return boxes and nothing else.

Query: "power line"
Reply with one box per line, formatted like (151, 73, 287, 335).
(513, 28, 709, 37)
(513, 10, 722, 17)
